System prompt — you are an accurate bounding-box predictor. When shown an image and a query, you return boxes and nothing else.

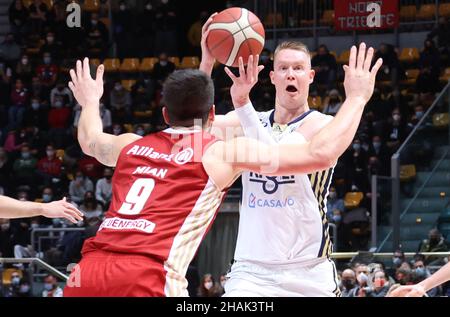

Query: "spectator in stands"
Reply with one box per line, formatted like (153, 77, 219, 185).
(3, 271, 22, 297)
(40, 31, 63, 63)
(137, 1, 156, 56)
(326, 186, 345, 221)
(36, 52, 58, 93)
(187, 11, 209, 56)
(131, 80, 154, 115)
(114, 1, 135, 58)
(111, 123, 124, 136)
(367, 135, 389, 169)
(95, 167, 113, 209)
(311, 44, 337, 91)
(86, 12, 109, 58)
(23, 96, 48, 130)
(13, 144, 37, 188)
(347, 264, 370, 297)
(0, 219, 13, 257)
(36, 144, 62, 187)
(427, 16, 450, 65)
(29, 0, 49, 33)
(50, 80, 73, 108)
(78, 154, 104, 180)
(340, 268, 357, 297)
(154, 0, 178, 55)
(344, 137, 369, 192)
(69, 170, 94, 204)
(9, 0, 29, 41)
(80, 190, 103, 218)
(30, 75, 48, 103)
(412, 259, 441, 297)
(419, 228, 449, 265)
(374, 43, 402, 89)
(42, 274, 63, 297)
(47, 95, 71, 148)
(152, 52, 176, 86)
(384, 108, 408, 154)
(0, 33, 21, 65)
(110, 81, 132, 123)
(0, 147, 13, 194)
(9, 78, 29, 129)
(197, 273, 216, 297)
(322, 89, 342, 116)
(16, 54, 33, 84)
(17, 280, 31, 297)
(3, 129, 27, 154)
(416, 39, 441, 94)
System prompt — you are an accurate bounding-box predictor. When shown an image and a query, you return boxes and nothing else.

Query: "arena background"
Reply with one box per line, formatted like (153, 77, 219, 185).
(0, 0, 449, 297)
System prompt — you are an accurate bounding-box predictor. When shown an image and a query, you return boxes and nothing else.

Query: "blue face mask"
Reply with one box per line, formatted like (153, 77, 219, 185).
(393, 257, 403, 266)
(332, 215, 342, 223)
(12, 276, 21, 286)
(415, 267, 426, 277)
(42, 194, 52, 202)
(373, 142, 381, 150)
(353, 144, 361, 151)
(21, 152, 30, 159)
(415, 111, 424, 119)
(44, 283, 53, 291)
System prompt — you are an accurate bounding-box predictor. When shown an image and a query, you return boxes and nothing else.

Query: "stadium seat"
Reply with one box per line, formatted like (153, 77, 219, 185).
(103, 58, 120, 72)
(400, 164, 416, 182)
(133, 110, 153, 118)
(139, 57, 158, 72)
(439, 3, 450, 18)
(56, 149, 65, 161)
(2, 269, 23, 285)
(416, 4, 436, 20)
(89, 58, 101, 68)
(121, 79, 136, 91)
(440, 67, 450, 83)
(168, 57, 180, 68)
(399, 5, 417, 21)
(308, 96, 322, 110)
(320, 10, 334, 26)
(99, 18, 110, 30)
(123, 124, 133, 133)
(264, 13, 283, 27)
(120, 58, 140, 72)
(402, 69, 420, 85)
(180, 56, 200, 69)
(344, 192, 363, 209)
(399, 48, 419, 64)
(432, 113, 449, 129)
(337, 50, 350, 64)
(83, 0, 100, 12)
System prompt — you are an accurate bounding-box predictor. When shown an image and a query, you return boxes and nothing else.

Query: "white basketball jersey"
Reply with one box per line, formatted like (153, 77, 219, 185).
(235, 109, 335, 264)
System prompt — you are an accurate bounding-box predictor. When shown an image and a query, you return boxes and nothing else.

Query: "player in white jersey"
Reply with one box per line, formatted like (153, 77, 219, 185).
(200, 15, 381, 296)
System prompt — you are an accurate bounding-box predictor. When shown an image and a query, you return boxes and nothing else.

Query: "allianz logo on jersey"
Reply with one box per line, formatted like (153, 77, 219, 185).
(248, 172, 296, 194)
(248, 193, 295, 208)
(126, 145, 193, 165)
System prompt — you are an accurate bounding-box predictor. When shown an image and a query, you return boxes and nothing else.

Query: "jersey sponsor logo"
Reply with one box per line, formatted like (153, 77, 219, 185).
(248, 172, 296, 194)
(174, 148, 194, 165)
(248, 193, 295, 208)
(126, 145, 174, 162)
(98, 217, 156, 233)
(132, 166, 168, 178)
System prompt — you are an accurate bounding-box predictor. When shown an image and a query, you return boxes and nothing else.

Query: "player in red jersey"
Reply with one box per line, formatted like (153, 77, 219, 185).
(64, 46, 380, 296)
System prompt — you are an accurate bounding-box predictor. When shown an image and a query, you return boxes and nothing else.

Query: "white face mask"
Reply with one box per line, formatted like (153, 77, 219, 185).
(204, 281, 213, 290)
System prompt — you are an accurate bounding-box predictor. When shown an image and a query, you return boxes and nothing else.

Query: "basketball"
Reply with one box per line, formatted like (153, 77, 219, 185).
(206, 7, 265, 67)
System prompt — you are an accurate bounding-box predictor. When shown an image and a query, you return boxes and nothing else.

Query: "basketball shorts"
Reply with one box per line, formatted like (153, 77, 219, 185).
(223, 257, 341, 297)
(63, 250, 169, 297)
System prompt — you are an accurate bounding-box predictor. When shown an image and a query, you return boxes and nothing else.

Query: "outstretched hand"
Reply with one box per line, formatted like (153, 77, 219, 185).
(68, 58, 104, 107)
(343, 42, 383, 103)
(41, 197, 84, 224)
(224, 55, 264, 108)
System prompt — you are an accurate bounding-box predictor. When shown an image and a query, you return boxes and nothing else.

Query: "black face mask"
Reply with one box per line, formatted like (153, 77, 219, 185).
(429, 237, 439, 245)
(342, 279, 355, 289)
(105, 175, 112, 180)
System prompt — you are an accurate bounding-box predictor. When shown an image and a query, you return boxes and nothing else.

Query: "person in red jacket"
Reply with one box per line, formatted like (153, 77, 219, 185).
(37, 144, 62, 187)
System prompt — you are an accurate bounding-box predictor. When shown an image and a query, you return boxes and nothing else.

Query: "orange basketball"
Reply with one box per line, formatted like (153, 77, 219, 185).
(206, 7, 265, 67)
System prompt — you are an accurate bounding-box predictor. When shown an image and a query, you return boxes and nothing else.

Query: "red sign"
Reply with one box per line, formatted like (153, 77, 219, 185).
(334, 0, 399, 30)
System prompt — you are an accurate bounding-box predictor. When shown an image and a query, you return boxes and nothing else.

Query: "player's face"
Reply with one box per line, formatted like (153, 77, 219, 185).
(270, 49, 315, 110)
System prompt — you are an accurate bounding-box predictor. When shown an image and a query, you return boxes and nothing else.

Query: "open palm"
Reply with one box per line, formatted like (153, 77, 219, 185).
(68, 57, 104, 107)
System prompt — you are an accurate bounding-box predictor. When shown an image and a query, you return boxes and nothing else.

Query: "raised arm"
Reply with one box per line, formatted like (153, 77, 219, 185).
(69, 58, 141, 166)
(0, 196, 83, 223)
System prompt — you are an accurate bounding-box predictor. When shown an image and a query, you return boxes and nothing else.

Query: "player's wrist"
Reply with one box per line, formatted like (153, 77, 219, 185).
(231, 94, 251, 108)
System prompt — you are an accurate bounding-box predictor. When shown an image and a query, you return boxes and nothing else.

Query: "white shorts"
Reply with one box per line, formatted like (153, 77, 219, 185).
(223, 257, 341, 297)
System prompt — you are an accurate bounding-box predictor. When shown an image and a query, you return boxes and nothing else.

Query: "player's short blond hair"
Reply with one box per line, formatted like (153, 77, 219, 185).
(273, 41, 311, 66)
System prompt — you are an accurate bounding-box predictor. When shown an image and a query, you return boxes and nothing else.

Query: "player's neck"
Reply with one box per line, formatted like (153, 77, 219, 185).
(169, 125, 202, 131)
(273, 99, 309, 125)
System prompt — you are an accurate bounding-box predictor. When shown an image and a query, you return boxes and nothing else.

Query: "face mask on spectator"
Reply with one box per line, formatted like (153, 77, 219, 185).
(91, 19, 98, 25)
(204, 281, 213, 290)
(392, 114, 400, 121)
(393, 257, 402, 267)
(415, 111, 424, 119)
(373, 142, 381, 150)
(352, 143, 361, 151)
(44, 283, 53, 291)
(52, 218, 62, 227)
(105, 175, 112, 180)
(54, 101, 63, 108)
(21, 57, 28, 65)
(114, 84, 122, 91)
(46, 36, 54, 44)
(21, 152, 30, 159)
(119, 4, 126, 11)
(159, 61, 168, 67)
(44, 57, 51, 64)
(42, 194, 52, 202)
(357, 272, 368, 284)
(76, 176, 83, 182)
(30, 223, 39, 229)
(113, 127, 121, 135)
(220, 280, 226, 287)
(374, 278, 385, 288)
(1, 223, 10, 231)
(415, 267, 426, 277)
(332, 215, 342, 222)
(19, 284, 30, 293)
(342, 279, 355, 289)
(328, 191, 336, 200)
(46, 150, 55, 157)
(12, 276, 21, 286)
(31, 102, 40, 110)
(146, 4, 152, 10)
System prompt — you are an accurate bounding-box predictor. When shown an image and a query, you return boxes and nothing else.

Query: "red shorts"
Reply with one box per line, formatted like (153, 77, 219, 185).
(63, 250, 166, 297)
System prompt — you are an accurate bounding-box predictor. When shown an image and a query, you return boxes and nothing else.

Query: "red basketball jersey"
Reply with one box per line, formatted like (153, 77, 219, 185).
(81, 128, 225, 296)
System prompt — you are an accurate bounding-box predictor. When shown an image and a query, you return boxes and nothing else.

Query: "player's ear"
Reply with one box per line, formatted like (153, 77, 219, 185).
(309, 69, 315, 84)
(208, 105, 215, 123)
(269, 70, 275, 85)
(162, 107, 171, 125)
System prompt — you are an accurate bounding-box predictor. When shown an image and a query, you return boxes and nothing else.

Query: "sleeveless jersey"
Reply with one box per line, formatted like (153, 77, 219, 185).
(235, 110, 335, 264)
(82, 128, 226, 295)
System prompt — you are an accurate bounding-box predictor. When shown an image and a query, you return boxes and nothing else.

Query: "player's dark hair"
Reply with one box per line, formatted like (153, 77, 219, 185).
(162, 69, 214, 127)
